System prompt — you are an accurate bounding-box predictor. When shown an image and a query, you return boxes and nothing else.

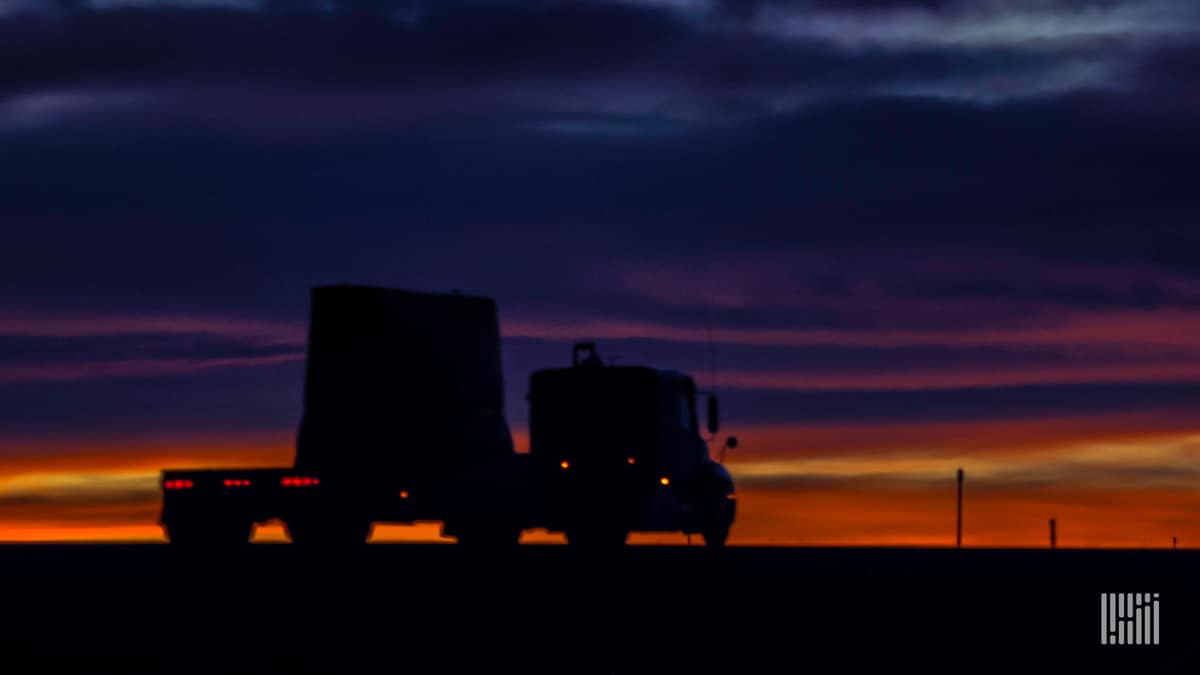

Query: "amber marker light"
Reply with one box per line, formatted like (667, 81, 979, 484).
(660, 477, 670, 486)
(560, 460, 570, 470)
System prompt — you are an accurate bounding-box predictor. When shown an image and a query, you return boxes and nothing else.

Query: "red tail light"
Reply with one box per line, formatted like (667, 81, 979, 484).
(163, 479, 193, 490)
(223, 478, 252, 488)
(281, 476, 320, 487)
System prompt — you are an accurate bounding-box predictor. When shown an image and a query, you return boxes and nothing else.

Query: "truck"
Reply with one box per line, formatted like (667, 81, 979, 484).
(160, 285, 738, 548)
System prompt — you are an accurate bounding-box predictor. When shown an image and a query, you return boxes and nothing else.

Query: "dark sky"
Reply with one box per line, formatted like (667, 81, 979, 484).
(3, 0, 1200, 545)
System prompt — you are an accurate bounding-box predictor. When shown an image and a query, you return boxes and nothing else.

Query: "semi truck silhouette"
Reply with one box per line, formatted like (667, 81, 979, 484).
(160, 285, 737, 548)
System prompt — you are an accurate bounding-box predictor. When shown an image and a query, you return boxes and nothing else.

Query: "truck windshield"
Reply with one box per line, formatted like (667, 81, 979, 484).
(531, 369, 657, 463)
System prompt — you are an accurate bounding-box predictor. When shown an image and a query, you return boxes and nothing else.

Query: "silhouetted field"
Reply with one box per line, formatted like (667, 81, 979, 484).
(1, 545, 1195, 671)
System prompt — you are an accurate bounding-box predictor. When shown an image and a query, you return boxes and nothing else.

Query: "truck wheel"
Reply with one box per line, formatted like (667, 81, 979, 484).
(701, 498, 735, 549)
(454, 525, 522, 549)
(285, 517, 372, 546)
(701, 521, 730, 549)
(166, 519, 252, 547)
(565, 527, 628, 549)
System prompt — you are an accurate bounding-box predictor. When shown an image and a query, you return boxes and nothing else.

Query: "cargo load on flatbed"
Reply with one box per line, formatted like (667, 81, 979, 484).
(294, 285, 514, 477)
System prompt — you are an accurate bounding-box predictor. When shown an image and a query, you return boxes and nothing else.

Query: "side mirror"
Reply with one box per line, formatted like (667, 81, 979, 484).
(706, 395, 719, 435)
(718, 435, 738, 463)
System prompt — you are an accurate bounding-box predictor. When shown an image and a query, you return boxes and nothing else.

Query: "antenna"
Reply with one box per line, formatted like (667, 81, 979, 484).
(705, 302, 718, 393)
(702, 293, 720, 448)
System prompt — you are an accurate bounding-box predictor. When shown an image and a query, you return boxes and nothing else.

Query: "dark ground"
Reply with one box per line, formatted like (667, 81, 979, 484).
(1, 545, 1195, 672)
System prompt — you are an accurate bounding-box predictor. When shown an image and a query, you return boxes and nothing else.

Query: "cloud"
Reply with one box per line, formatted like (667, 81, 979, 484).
(9, 245, 1200, 396)
(730, 424, 1200, 488)
(745, 0, 1200, 50)
(501, 251, 1200, 398)
(0, 88, 144, 129)
(717, 361, 1200, 392)
(723, 408, 1200, 460)
(0, 470, 159, 507)
(0, 313, 302, 340)
(2, 0, 1196, 138)
(0, 313, 304, 383)
(506, 310, 1200, 351)
(0, 430, 293, 473)
(0, 352, 302, 384)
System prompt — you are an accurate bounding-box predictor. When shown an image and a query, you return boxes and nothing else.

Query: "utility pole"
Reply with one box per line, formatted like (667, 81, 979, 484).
(956, 468, 964, 549)
(1173, 536, 1178, 550)
(1049, 518, 1056, 550)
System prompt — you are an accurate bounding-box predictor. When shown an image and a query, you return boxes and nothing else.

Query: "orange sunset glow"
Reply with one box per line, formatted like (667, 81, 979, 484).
(6, 414, 1200, 547)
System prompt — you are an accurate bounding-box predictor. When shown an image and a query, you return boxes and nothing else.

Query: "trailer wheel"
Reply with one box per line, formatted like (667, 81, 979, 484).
(565, 527, 628, 549)
(285, 517, 372, 546)
(165, 518, 253, 547)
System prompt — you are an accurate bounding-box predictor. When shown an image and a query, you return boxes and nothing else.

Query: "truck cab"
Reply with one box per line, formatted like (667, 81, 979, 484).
(529, 343, 736, 547)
